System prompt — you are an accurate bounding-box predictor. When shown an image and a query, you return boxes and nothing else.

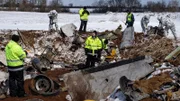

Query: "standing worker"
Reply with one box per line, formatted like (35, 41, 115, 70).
(141, 14, 151, 35)
(157, 16, 177, 40)
(48, 10, 58, 32)
(125, 10, 135, 27)
(85, 31, 102, 68)
(5, 35, 27, 97)
(121, 10, 135, 49)
(79, 6, 90, 32)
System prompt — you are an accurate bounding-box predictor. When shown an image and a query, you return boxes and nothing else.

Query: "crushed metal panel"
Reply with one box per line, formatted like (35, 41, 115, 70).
(63, 56, 154, 101)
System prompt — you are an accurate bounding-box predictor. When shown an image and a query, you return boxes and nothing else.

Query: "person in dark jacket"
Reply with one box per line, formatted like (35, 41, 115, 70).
(5, 35, 27, 97)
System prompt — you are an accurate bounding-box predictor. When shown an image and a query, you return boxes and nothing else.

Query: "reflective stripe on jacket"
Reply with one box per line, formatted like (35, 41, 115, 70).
(85, 36, 102, 55)
(79, 8, 89, 21)
(5, 40, 26, 68)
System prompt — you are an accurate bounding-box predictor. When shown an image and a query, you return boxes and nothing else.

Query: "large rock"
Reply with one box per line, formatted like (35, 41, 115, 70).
(63, 56, 153, 101)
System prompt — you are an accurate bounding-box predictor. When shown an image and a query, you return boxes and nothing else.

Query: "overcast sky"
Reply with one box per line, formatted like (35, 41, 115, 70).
(57, 0, 170, 6)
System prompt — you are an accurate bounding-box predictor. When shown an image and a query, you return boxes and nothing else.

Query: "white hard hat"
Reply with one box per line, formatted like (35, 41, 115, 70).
(11, 31, 19, 36)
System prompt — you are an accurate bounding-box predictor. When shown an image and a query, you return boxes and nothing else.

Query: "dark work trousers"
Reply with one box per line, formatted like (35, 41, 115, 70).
(79, 20, 87, 32)
(97, 49, 102, 62)
(127, 22, 134, 27)
(85, 54, 97, 68)
(9, 70, 25, 97)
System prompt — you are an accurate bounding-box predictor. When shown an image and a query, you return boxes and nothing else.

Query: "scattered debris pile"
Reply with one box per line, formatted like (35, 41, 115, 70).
(134, 73, 172, 94)
(120, 33, 177, 65)
(0, 25, 180, 101)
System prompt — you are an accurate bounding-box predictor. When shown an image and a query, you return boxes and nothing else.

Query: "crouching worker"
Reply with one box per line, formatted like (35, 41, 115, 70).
(85, 31, 102, 68)
(157, 16, 177, 40)
(5, 35, 27, 97)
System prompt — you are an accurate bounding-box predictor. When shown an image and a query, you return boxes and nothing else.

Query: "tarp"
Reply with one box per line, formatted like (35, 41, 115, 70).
(120, 27, 134, 49)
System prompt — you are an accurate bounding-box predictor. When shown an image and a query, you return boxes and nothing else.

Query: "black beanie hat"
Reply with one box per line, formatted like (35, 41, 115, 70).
(12, 35, 19, 42)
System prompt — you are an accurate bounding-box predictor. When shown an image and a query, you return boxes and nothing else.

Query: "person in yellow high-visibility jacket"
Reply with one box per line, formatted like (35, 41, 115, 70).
(5, 34, 27, 97)
(97, 39, 110, 61)
(125, 10, 135, 27)
(85, 31, 102, 67)
(79, 6, 90, 32)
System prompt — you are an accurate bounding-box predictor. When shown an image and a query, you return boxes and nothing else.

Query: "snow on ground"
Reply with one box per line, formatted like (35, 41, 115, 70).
(1, 11, 180, 39)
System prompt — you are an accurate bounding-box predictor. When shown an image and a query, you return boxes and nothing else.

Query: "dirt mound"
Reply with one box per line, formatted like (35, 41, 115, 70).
(120, 33, 178, 65)
(134, 73, 172, 94)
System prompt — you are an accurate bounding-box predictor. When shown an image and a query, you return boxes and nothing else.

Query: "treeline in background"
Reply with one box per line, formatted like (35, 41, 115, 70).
(0, 0, 179, 12)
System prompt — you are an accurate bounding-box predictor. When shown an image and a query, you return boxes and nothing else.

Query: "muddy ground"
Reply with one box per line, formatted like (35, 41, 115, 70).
(2, 68, 70, 101)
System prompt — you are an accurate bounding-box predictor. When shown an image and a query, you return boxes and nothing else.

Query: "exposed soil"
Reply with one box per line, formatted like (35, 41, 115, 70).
(2, 68, 71, 101)
(140, 98, 162, 101)
(119, 33, 180, 66)
(134, 73, 172, 94)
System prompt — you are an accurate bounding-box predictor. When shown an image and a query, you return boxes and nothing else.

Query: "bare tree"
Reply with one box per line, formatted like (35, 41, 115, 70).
(167, 0, 179, 12)
(92, 0, 108, 13)
(50, 0, 62, 7)
(39, 0, 47, 12)
(124, 0, 141, 8)
(92, 0, 141, 12)
(4, 0, 16, 10)
(145, 0, 166, 12)
(49, 0, 63, 11)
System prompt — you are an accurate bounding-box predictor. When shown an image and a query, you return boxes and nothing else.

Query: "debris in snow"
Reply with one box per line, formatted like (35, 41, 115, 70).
(60, 23, 77, 37)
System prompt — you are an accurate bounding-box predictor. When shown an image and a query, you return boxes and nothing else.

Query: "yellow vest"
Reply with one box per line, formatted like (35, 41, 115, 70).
(85, 36, 102, 55)
(5, 40, 26, 67)
(127, 13, 132, 22)
(79, 8, 89, 21)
